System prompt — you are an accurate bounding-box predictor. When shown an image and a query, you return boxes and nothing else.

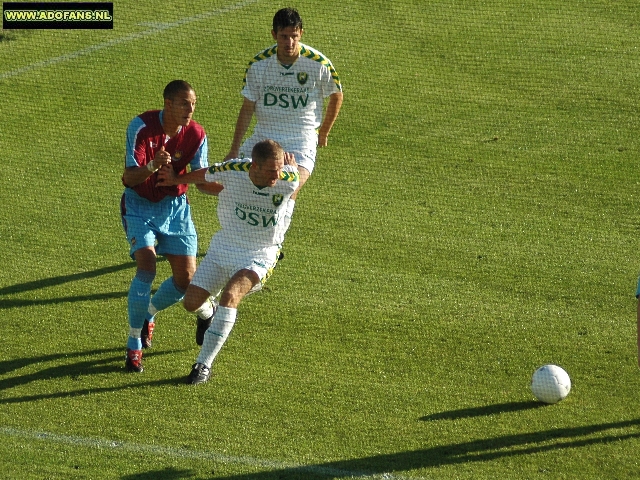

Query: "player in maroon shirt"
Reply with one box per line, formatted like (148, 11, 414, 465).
(120, 80, 221, 372)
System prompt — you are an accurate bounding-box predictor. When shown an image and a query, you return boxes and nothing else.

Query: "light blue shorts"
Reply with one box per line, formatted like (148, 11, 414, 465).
(121, 190, 197, 259)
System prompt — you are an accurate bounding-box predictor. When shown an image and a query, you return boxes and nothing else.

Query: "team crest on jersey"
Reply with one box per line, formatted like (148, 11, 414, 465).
(173, 151, 183, 161)
(272, 194, 284, 207)
(297, 72, 308, 85)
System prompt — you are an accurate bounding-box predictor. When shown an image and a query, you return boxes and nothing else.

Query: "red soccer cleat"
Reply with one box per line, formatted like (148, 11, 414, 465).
(125, 348, 144, 373)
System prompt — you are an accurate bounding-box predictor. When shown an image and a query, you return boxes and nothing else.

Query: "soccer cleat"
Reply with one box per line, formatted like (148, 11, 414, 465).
(141, 319, 155, 349)
(195, 310, 215, 346)
(125, 348, 144, 373)
(187, 363, 211, 385)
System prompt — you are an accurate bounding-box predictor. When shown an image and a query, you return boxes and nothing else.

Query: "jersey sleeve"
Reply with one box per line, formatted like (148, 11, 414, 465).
(320, 61, 342, 98)
(280, 164, 300, 192)
(205, 159, 251, 184)
(241, 62, 261, 103)
(188, 135, 208, 170)
(124, 116, 146, 168)
(242, 46, 277, 102)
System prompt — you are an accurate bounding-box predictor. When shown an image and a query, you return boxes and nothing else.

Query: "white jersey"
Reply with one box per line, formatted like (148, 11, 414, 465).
(204, 159, 299, 250)
(241, 43, 342, 152)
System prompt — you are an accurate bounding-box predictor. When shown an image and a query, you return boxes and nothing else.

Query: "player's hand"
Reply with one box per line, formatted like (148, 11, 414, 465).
(283, 152, 297, 166)
(223, 150, 239, 161)
(152, 146, 172, 168)
(156, 166, 178, 186)
(318, 132, 329, 147)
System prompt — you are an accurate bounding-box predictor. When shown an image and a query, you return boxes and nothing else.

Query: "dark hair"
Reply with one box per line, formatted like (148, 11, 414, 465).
(163, 80, 193, 100)
(252, 139, 284, 165)
(272, 8, 302, 33)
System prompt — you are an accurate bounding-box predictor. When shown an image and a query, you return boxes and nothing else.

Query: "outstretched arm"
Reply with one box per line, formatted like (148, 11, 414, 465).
(156, 167, 208, 187)
(196, 181, 224, 196)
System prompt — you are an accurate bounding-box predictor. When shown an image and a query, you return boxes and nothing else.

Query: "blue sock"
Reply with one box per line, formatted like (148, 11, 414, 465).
(127, 270, 154, 350)
(127, 336, 143, 351)
(147, 277, 185, 320)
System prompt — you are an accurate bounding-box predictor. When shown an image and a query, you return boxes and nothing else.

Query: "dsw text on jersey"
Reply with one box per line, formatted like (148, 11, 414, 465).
(235, 207, 278, 227)
(264, 93, 309, 109)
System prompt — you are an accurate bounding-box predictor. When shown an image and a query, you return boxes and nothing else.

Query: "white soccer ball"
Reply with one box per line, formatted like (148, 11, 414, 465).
(530, 364, 571, 404)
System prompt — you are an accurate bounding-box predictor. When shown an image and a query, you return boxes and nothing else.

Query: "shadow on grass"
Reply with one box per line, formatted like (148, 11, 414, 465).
(0, 348, 190, 403)
(121, 467, 196, 480)
(0, 257, 208, 308)
(0, 262, 137, 296)
(182, 419, 640, 480)
(0, 261, 138, 308)
(419, 400, 545, 421)
(0, 291, 129, 308)
(0, 347, 123, 375)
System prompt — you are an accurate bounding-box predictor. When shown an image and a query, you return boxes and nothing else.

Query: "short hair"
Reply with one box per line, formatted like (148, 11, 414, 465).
(272, 8, 302, 33)
(163, 80, 193, 101)
(252, 139, 284, 166)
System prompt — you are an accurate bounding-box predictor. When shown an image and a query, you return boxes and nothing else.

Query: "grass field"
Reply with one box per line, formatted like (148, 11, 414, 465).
(1, 0, 640, 478)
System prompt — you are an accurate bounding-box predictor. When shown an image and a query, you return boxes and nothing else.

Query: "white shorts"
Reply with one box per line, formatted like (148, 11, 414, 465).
(191, 241, 281, 297)
(239, 136, 316, 174)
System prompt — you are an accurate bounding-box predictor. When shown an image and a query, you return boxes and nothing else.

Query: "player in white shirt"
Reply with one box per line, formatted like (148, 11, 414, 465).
(157, 140, 299, 384)
(225, 8, 343, 231)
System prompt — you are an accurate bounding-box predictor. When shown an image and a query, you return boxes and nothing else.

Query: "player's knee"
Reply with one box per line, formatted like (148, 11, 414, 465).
(182, 295, 200, 312)
(182, 286, 208, 312)
(173, 274, 192, 292)
(219, 284, 254, 308)
(219, 290, 243, 309)
(134, 269, 156, 284)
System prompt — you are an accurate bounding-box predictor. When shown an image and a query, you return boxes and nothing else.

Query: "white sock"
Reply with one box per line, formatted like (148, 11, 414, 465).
(196, 306, 237, 367)
(194, 298, 215, 320)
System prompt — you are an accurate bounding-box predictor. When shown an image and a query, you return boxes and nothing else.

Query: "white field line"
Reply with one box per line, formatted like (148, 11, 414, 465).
(0, 0, 258, 80)
(0, 426, 426, 479)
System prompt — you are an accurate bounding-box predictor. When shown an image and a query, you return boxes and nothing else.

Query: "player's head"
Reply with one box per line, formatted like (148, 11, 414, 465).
(250, 140, 284, 188)
(163, 80, 193, 101)
(272, 8, 302, 33)
(163, 80, 196, 127)
(272, 8, 303, 61)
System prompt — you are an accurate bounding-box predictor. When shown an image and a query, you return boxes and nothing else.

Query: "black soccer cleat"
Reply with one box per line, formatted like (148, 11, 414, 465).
(195, 313, 213, 346)
(125, 348, 144, 373)
(187, 363, 211, 385)
(141, 319, 154, 349)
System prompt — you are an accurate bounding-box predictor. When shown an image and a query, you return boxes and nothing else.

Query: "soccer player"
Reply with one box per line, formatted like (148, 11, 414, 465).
(121, 80, 222, 373)
(157, 140, 299, 384)
(224, 7, 343, 231)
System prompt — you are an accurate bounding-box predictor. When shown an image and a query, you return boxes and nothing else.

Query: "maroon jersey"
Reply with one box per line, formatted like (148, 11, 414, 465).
(123, 110, 208, 202)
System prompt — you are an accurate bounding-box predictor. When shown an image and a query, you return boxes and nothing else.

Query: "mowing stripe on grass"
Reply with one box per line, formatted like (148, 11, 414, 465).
(0, 0, 258, 80)
(0, 426, 426, 479)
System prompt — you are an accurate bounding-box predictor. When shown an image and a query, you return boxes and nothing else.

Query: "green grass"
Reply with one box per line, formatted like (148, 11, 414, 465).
(1, 0, 640, 478)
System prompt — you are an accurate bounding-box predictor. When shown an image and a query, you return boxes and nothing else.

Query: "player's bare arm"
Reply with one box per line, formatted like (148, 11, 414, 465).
(122, 146, 172, 187)
(196, 181, 224, 196)
(224, 97, 256, 160)
(318, 92, 343, 147)
(156, 166, 208, 187)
